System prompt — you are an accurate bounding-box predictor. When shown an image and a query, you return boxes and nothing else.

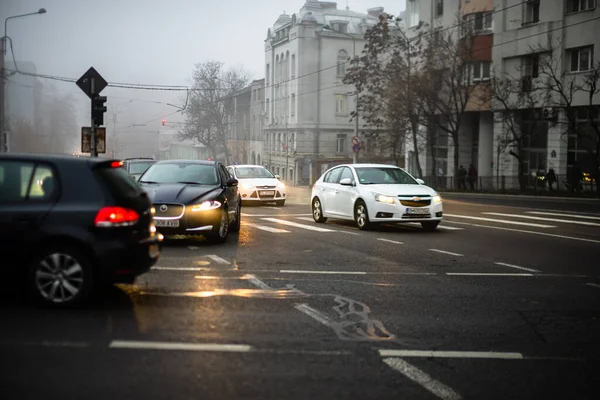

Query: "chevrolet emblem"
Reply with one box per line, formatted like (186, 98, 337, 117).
(412, 197, 421, 202)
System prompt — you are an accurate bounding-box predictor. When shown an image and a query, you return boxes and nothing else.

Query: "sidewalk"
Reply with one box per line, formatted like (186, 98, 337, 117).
(284, 185, 312, 205)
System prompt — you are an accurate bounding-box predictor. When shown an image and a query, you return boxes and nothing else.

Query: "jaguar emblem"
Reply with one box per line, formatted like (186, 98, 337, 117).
(159, 205, 168, 213)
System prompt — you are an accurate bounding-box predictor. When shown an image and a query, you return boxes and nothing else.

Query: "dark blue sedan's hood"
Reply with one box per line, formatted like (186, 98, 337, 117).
(141, 183, 220, 204)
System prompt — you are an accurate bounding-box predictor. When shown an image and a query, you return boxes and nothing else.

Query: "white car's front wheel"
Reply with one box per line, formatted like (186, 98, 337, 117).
(354, 200, 371, 230)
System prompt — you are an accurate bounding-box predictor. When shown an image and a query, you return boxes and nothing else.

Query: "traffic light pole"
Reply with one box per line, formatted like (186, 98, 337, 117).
(90, 77, 97, 157)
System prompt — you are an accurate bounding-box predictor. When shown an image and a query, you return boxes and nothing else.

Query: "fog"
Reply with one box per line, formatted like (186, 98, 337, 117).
(1, 0, 406, 157)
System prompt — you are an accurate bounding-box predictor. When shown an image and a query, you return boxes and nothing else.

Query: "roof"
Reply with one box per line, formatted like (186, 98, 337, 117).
(0, 153, 114, 165)
(227, 164, 265, 168)
(155, 159, 216, 165)
(331, 163, 403, 168)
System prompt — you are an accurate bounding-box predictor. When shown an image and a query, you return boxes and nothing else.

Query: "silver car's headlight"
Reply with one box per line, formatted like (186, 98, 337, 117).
(277, 182, 285, 189)
(432, 194, 442, 204)
(241, 183, 255, 190)
(373, 193, 395, 204)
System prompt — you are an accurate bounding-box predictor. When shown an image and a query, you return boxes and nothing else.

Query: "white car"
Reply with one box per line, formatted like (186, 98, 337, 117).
(226, 164, 286, 206)
(311, 163, 443, 231)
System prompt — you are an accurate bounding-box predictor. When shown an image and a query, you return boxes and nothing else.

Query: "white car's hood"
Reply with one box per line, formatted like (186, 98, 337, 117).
(239, 178, 281, 187)
(361, 184, 436, 197)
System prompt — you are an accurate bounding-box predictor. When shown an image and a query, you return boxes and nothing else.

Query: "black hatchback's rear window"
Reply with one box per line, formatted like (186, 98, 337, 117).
(95, 166, 144, 198)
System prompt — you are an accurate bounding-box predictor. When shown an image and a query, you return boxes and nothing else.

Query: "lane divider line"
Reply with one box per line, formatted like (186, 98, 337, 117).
(206, 255, 231, 265)
(377, 238, 404, 245)
(585, 282, 600, 289)
(494, 262, 540, 273)
(243, 222, 291, 233)
(429, 249, 463, 257)
(447, 272, 533, 277)
(444, 213, 556, 228)
(261, 217, 335, 232)
(281, 270, 367, 275)
(483, 212, 600, 227)
(379, 349, 523, 359)
(109, 340, 253, 353)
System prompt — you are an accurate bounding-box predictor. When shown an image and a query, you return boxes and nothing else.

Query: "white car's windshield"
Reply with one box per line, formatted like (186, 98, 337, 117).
(355, 167, 417, 185)
(235, 167, 275, 179)
(141, 163, 219, 185)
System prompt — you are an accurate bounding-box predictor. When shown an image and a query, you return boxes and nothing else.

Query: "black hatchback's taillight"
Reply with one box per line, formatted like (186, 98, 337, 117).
(94, 206, 139, 227)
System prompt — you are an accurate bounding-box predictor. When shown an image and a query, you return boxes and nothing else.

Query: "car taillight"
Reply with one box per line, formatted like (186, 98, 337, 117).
(111, 161, 124, 168)
(94, 206, 139, 227)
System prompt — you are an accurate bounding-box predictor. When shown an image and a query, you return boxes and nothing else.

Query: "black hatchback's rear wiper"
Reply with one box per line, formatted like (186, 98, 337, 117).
(139, 180, 158, 184)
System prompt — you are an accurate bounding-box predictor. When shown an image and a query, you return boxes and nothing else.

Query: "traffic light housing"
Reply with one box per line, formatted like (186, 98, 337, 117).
(92, 95, 107, 126)
(161, 118, 166, 126)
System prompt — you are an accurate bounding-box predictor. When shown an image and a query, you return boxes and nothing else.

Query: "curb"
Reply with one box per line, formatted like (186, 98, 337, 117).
(440, 192, 600, 202)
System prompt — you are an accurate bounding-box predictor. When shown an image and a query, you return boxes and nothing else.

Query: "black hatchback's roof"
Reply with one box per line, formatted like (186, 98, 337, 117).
(0, 153, 117, 167)
(155, 159, 217, 166)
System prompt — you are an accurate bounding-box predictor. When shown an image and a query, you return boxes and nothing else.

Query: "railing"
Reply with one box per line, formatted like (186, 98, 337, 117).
(422, 174, 598, 195)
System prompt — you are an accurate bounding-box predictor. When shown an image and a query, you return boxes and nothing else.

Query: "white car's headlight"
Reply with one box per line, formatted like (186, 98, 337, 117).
(190, 200, 222, 212)
(277, 182, 285, 189)
(241, 183, 255, 190)
(373, 193, 395, 204)
(432, 194, 442, 204)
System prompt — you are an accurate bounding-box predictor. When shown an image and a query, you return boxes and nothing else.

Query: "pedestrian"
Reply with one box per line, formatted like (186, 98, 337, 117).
(546, 168, 556, 191)
(458, 165, 467, 190)
(467, 164, 478, 190)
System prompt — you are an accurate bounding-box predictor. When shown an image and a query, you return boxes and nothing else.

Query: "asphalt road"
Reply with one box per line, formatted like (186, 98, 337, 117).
(2, 195, 599, 399)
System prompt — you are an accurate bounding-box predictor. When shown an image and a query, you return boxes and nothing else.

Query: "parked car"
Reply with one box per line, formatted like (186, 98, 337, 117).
(0, 153, 162, 307)
(124, 158, 156, 181)
(226, 164, 286, 206)
(311, 163, 443, 231)
(138, 160, 241, 242)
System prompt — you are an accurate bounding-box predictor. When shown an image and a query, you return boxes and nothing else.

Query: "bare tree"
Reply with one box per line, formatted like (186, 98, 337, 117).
(490, 76, 541, 191)
(344, 14, 427, 175)
(525, 39, 600, 193)
(179, 61, 249, 164)
(418, 23, 486, 181)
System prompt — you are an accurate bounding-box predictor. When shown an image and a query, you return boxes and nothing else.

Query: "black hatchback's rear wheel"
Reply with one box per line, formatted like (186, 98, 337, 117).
(28, 246, 94, 307)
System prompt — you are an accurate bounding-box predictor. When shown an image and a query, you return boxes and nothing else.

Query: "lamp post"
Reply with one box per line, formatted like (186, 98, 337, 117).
(323, 25, 360, 164)
(1, 8, 47, 153)
(112, 100, 134, 157)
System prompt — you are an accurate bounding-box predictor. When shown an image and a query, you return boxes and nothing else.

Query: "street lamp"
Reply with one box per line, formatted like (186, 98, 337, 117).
(323, 25, 360, 164)
(1, 7, 47, 153)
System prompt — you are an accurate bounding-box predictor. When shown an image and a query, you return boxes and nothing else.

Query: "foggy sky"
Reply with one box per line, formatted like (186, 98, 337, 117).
(1, 0, 406, 131)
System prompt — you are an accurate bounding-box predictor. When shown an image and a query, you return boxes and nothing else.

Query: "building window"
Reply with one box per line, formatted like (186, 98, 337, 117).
(435, 0, 444, 17)
(291, 54, 296, 78)
(337, 50, 348, 76)
(336, 134, 347, 153)
(291, 94, 296, 116)
(407, 0, 419, 28)
(335, 94, 347, 115)
(266, 64, 270, 85)
(463, 12, 493, 35)
(568, 46, 593, 72)
(521, 54, 539, 91)
(567, 0, 597, 13)
(523, 0, 540, 25)
(472, 61, 491, 82)
(331, 22, 348, 33)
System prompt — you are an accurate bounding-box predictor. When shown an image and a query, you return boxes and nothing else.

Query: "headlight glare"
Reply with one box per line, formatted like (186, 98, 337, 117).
(191, 200, 222, 211)
(374, 193, 395, 204)
(241, 183, 255, 190)
(432, 194, 442, 204)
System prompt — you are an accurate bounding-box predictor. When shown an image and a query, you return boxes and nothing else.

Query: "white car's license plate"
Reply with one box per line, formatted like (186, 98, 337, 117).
(155, 219, 180, 228)
(259, 190, 275, 196)
(406, 207, 430, 215)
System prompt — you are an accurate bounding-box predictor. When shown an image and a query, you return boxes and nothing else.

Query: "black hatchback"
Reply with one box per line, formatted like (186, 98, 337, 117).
(0, 154, 162, 307)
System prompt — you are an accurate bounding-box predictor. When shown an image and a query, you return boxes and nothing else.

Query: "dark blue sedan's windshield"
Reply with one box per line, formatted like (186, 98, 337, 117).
(140, 163, 218, 185)
(355, 167, 417, 185)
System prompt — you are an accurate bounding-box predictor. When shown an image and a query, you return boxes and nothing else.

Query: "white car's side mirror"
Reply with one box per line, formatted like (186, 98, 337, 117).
(416, 178, 425, 185)
(339, 178, 354, 186)
(275, 174, 281, 180)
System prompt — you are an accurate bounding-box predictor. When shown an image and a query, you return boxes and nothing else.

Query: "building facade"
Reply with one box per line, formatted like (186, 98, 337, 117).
(403, 0, 599, 190)
(227, 79, 265, 166)
(264, 0, 382, 185)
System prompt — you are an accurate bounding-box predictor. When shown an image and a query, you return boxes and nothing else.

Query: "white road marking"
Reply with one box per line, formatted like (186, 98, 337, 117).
(447, 272, 533, 277)
(337, 230, 361, 236)
(242, 213, 311, 217)
(483, 212, 600, 227)
(446, 221, 600, 244)
(444, 213, 556, 228)
(187, 246, 199, 250)
(405, 222, 464, 231)
(383, 357, 462, 400)
(261, 218, 335, 232)
(244, 274, 272, 290)
(243, 222, 290, 233)
(281, 270, 367, 275)
(377, 238, 404, 245)
(152, 267, 210, 271)
(264, 207, 282, 210)
(297, 216, 316, 222)
(526, 211, 600, 220)
(429, 249, 463, 257)
(379, 349, 523, 360)
(206, 255, 231, 265)
(109, 340, 252, 353)
(494, 262, 540, 273)
(585, 283, 600, 289)
(295, 304, 336, 328)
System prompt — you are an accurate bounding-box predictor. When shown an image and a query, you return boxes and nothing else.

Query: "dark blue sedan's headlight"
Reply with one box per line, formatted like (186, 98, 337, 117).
(190, 200, 222, 212)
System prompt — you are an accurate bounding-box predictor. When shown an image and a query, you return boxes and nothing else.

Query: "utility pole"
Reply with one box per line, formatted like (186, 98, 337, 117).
(90, 78, 97, 157)
(0, 36, 6, 153)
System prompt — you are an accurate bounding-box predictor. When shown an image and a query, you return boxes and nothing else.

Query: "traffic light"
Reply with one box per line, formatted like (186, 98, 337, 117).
(161, 118, 166, 126)
(92, 95, 108, 126)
